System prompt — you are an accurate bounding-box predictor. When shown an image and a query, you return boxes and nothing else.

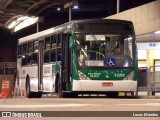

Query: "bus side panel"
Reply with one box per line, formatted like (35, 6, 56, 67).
(19, 66, 38, 92)
(18, 64, 56, 93)
(43, 64, 55, 92)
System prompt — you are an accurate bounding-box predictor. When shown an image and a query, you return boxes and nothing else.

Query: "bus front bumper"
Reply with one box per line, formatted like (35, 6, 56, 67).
(72, 80, 137, 92)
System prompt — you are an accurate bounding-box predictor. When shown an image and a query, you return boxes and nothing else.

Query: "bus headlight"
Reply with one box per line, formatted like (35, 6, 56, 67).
(124, 72, 134, 80)
(78, 71, 90, 80)
(79, 74, 90, 80)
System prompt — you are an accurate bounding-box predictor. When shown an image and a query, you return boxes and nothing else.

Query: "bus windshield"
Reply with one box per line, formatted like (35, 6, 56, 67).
(76, 32, 134, 68)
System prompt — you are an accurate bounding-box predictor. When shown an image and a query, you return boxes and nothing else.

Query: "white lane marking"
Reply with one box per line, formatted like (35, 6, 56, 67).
(118, 103, 160, 107)
(0, 104, 90, 108)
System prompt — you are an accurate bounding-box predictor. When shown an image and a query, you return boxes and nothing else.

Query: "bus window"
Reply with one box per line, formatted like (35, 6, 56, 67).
(23, 44, 28, 54)
(44, 51, 50, 63)
(28, 42, 33, 53)
(57, 35, 61, 48)
(18, 45, 23, 55)
(76, 33, 133, 67)
(26, 54, 32, 65)
(32, 53, 38, 64)
(45, 37, 51, 50)
(34, 41, 39, 52)
(51, 49, 56, 62)
(22, 55, 27, 66)
(57, 48, 61, 61)
(5, 68, 14, 74)
(106, 35, 133, 67)
(124, 37, 133, 59)
(51, 35, 56, 48)
(0, 68, 4, 75)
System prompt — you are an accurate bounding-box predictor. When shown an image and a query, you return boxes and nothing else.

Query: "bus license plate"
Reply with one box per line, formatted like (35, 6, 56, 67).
(102, 82, 113, 87)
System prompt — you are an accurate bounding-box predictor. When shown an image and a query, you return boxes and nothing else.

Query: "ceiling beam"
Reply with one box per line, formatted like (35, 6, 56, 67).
(4, 0, 14, 8)
(0, 8, 31, 16)
(36, 3, 59, 15)
(26, 0, 48, 13)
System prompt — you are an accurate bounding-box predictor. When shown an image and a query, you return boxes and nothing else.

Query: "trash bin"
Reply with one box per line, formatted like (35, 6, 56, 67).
(0, 75, 14, 98)
(138, 67, 148, 91)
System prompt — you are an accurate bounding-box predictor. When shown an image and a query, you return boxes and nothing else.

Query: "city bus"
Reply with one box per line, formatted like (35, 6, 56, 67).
(17, 19, 138, 98)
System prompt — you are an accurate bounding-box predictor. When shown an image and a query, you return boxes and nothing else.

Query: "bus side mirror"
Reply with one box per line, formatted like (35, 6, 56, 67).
(69, 36, 75, 49)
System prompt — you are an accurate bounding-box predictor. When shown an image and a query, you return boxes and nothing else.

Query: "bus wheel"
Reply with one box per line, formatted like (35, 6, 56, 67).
(34, 92, 42, 98)
(106, 92, 118, 98)
(57, 77, 64, 98)
(57, 78, 70, 98)
(69, 93, 78, 98)
(26, 77, 34, 98)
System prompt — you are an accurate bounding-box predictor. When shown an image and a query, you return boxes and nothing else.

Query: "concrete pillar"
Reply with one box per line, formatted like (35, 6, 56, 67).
(146, 50, 154, 72)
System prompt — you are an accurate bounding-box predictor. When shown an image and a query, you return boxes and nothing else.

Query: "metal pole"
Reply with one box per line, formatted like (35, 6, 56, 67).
(117, 0, 120, 13)
(37, 23, 39, 33)
(69, 6, 72, 22)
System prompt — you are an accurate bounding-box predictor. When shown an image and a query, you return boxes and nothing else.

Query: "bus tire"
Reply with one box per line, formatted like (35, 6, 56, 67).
(26, 76, 34, 98)
(57, 77, 63, 98)
(106, 92, 118, 98)
(69, 92, 78, 98)
(131, 92, 134, 96)
(57, 77, 70, 98)
(34, 92, 42, 98)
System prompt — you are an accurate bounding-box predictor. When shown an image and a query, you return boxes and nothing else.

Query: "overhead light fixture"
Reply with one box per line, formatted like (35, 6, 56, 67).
(64, 0, 78, 9)
(154, 30, 160, 34)
(73, 5, 78, 9)
(14, 17, 39, 32)
(17, 16, 29, 21)
(8, 21, 17, 29)
(57, 7, 61, 11)
(0, 11, 4, 13)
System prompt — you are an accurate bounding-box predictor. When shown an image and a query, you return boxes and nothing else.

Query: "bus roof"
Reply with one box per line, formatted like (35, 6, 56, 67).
(18, 19, 133, 44)
(18, 21, 73, 44)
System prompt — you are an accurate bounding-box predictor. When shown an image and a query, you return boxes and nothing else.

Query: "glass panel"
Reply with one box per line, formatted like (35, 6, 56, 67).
(23, 44, 27, 54)
(5, 68, 14, 74)
(34, 41, 39, 52)
(51, 35, 56, 48)
(0, 62, 4, 67)
(26, 54, 32, 65)
(18, 45, 23, 55)
(155, 60, 160, 71)
(57, 35, 61, 48)
(45, 37, 50, 50)
(0, 68, 4, 74)
(57, 48, 61, 61)
(76, 33, 133, 68)
(32, 53, 38, 64)
(28, 42, 33, 53)
(22, 55, 27, 66)
(138, 60, 147, 67)
(51, 50, 56, 62)
(44, 51, 50, 63)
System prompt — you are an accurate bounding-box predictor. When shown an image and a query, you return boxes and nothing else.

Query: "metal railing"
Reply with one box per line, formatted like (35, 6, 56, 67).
(0, 62, 16, 75)
(138, 66, 160, 96)
(147, 66, 160, 96)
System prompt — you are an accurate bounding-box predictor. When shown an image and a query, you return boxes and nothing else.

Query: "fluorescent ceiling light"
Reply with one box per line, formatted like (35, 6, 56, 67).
(0, 11, 4, 13)
(17, 16, 29, 21)
(6, 15, 43, 32)
(57, 7, 61, 11)
(154, 30, 160, 34)
(8, 21, 17, 29)
(13, 17, 40, 32)
(73, 5, 78, 9)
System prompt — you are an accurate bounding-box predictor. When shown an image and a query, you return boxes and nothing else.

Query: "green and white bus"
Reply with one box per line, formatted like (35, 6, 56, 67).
(17, 19, 138, 98)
